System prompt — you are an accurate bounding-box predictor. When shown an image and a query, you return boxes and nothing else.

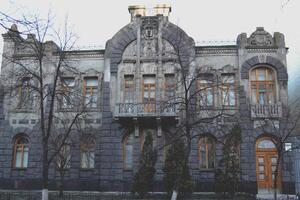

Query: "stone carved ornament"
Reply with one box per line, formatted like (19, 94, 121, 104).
(247, 27, 274, 47)
(141, 17, 159, 57)
(141, 16, 158, 40)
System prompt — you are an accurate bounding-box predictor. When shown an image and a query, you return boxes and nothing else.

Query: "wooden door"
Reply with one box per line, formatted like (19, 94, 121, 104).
(256, 151, 281, 191)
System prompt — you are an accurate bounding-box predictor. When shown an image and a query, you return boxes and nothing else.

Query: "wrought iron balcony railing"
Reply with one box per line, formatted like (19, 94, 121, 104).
(114, 102, 177, 118)
(250, 102, 282, 119)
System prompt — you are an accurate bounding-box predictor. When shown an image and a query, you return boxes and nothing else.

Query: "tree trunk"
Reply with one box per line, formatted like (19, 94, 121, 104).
(42, 189, 48, 200)
(42, 141, 49, 200)
(59, 177, 64, 197)
(273, 153, 282, 200)
(171, 190, 178, 200)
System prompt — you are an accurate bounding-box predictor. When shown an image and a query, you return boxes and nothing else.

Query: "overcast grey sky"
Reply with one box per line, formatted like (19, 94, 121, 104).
(1, 0, 300, 88)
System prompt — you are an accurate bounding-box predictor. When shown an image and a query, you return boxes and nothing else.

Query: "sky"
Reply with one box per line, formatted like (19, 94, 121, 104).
(1, 0, 300, 94)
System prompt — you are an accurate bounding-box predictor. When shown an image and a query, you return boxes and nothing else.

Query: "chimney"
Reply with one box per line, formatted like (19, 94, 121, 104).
(128, 5, 146, 20)
(154, 4, 171, 16)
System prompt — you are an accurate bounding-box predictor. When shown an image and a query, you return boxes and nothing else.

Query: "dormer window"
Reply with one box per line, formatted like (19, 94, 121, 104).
(250, 67, 276, 105)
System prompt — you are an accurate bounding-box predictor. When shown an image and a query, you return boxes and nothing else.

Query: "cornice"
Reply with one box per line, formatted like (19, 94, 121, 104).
(246, 48, 278, 53)
(195, 46, 238, 56)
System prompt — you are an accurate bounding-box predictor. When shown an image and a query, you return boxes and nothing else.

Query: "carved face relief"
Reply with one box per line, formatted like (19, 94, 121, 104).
(141, 17, 158, 40)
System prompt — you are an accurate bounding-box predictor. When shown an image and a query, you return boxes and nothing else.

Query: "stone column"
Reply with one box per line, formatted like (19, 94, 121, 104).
(135, 17, 141, 105)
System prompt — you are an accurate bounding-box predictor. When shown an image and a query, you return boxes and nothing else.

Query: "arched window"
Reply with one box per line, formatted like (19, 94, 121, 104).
(224, 138, 240, 169)
(257, 138, 276, 149)
(250, 67, 276, 104)
(80, 136, 96, 169)
(55, 137, 71, 169)
(123, 134, 134, 169)
(13, 136, 29, 168)
(199, 136, 215, 169)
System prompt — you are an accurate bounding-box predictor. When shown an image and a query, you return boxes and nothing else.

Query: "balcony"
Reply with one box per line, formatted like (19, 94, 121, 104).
(250, 102, 282, 119)
(114, 102, 177, 118)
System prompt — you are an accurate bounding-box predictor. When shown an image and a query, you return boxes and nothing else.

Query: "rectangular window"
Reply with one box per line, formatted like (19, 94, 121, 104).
(198, 75, 214, 107)
(165, 74, 175, 99)
(15, 146, 23, 168)
(124, 75, 135, 103)
(84, 77, 98, 108)
(19, 77, 34, 109)
(221, 74, 236, 106)
(61, 77, 75, 108)
(125, 145, 133, 169)
(143, 75, 156, 112)
(250, 68, 276, 105)
(81, 151, 95, 169)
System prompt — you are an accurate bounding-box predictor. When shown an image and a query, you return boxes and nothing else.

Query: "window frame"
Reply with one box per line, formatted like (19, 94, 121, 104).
(197, 76, 214, 108)
(164, 74, 176, 100)
(221, 74, 236, 107)
(123, 134, 134, 170)
(60, 77, 75, 109)
(80, 136, 96, 169)
(250, 66, 276, 105)
(142, 75, 156, 112)
(198, 136, 215, 170)
(13, 136, 29, 169)
(124, 74, 135, 103)
(83, 77, 99, 108)
(56, 143, 71, 170)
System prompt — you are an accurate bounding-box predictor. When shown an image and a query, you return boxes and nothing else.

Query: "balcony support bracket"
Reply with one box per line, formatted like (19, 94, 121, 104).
(157, 117, 162, 137)
(133, 118, 139, 137)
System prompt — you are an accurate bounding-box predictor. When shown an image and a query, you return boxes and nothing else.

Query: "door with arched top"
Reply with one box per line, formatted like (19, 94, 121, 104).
(256, 137, 281, 192)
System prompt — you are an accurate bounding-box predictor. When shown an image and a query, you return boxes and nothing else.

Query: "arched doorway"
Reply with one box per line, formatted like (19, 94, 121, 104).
(256, 137, 281, 193)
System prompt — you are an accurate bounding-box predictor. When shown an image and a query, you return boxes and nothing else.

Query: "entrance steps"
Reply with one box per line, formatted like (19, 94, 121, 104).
(256, 193, 297, 200)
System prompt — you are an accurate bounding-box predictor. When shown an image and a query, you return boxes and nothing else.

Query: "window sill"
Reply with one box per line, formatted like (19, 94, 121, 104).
(199, 168, 215, 172)
(55, 168, 70, 171)
(12, 167, 27, 170)
(123, 168, 133, 172)
(222, 105, 238, 110)
(79, 168, 95, 171)
(14, 109, 35, 113)
(56, 107, 102, 112)
(84, 107, 101, 112)
(57, 108, 76, 112)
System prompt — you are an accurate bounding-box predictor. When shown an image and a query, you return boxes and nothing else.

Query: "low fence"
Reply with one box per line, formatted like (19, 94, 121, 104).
(0, 190, 261, 200)
(0, 191, 165, 200)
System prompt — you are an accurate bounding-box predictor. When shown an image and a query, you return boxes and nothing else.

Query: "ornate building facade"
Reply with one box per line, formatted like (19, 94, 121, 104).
(0, 5, 295, 194)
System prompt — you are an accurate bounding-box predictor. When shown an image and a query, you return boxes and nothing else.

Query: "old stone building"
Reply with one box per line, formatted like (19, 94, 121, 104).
(0, 4, 295, 194)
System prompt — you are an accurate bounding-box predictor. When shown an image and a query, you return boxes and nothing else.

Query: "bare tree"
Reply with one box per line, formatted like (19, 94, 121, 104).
(160, 27, 237, 200)
(0, 11, 88, 200)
